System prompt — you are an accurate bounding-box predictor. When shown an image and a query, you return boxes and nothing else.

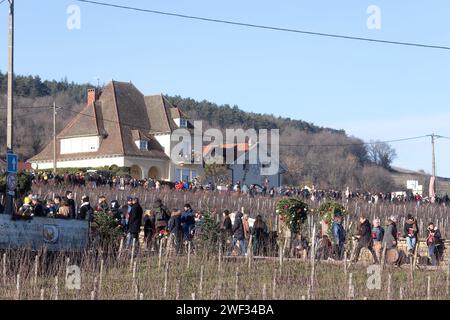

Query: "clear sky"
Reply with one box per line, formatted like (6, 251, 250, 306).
(1, 0, 449, 176)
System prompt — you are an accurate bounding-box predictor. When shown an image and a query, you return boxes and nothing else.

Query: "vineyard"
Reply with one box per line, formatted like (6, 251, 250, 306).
(0, 185, 449, 300)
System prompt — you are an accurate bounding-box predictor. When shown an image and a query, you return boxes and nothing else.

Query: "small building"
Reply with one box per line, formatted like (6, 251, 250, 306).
(28, 81, 202, 181)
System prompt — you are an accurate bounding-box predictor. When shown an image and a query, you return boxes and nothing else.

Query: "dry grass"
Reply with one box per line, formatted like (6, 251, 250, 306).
(1, 186, 448, 300)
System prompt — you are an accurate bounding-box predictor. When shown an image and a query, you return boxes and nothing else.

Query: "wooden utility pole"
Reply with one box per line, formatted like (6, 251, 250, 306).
(431, 133, 436, 178)
(53, 101, 57, 173)
(6, 0, 14, 154)
(5, 0, 15, 216)
(431, 133, 437, 199)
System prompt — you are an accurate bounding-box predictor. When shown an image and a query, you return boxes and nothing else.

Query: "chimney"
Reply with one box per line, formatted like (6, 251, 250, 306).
(87, 88, 98, 105)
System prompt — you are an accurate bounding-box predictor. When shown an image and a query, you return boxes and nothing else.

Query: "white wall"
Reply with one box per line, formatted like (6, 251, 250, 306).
(32, 156, 126, 170)
(60, 136, 99, 154)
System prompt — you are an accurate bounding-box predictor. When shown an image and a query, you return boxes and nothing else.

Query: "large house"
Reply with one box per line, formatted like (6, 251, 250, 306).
(28, 81, 202, 181)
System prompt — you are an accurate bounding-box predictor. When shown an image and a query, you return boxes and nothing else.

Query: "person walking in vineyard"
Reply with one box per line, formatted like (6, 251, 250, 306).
(232, 211, 246, 256)
(352, 216, 379, 264)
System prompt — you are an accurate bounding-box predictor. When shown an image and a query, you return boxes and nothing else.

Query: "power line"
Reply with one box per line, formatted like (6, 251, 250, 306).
(75, 0, 450, 51)
(52, 105, 434, 148)
(0, 0, 6, 5)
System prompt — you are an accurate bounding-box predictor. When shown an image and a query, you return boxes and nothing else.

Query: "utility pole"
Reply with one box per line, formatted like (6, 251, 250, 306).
(5, 0, 15, 216)
(431, 133, 436, 178)
(431, 133, 437, 200)
(6, 0, 14, 153)
(53, 101, 57, 174)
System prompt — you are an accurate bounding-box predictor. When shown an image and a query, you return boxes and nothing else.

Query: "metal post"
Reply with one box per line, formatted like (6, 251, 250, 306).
(5, 0, 15, 216)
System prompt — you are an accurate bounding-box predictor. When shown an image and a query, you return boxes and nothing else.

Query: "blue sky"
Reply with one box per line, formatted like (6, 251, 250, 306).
(1, 0, 450, 177)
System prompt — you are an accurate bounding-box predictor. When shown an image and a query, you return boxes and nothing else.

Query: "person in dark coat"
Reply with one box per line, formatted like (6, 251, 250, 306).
(127, 197, 143, 248)
(66, 191, 76, 219)
(167, 209, 182, 254)
(143, 210, 155, 250)
(252, 215, 268, 256)
(331, 214, 346, 260)
(31, 196, 46, 217)
(221, 209, 233, 255)
(232, 211, 245, 256)
(426, 222, 444, 266)
(181, 203, 195, 242)
(352, 216, 379, 263)
(78, 196, 93, 221)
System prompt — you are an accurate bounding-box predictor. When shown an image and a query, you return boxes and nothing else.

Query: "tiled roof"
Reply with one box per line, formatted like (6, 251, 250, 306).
(29, 81, 171, 162)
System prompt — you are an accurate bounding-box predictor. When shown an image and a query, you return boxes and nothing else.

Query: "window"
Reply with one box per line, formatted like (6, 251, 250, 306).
(179, 119, 188, 128)
(135, 140, 148, 151)
(191, 170, 197, 180)
(182, 169, 190, 182)
(175, 169, 182, 181)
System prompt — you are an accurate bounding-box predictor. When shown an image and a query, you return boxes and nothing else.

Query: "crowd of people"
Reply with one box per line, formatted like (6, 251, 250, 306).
(323, 212, 445, 266)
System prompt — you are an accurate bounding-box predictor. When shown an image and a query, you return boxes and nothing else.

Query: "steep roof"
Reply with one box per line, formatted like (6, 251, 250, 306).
(29, 81, 169, 162)
(145, 94, 181, 134)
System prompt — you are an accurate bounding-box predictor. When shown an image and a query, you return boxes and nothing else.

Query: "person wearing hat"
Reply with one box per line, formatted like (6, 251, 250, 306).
(17, 197, 33, 218)
(153, 199, 170, 233)
(331, 213, 346, 260)
(382, 215, 398, 251)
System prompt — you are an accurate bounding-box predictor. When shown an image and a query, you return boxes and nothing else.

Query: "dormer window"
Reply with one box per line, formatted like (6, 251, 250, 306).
(179, 119, 188, 128)
(135, 140, 148, 151)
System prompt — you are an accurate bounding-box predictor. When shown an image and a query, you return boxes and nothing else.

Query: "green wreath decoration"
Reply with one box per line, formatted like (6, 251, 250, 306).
(317, 201, 348, 238)
(275, 197, 309, 234)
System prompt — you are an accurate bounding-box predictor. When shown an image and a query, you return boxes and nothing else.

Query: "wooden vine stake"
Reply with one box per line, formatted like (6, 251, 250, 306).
(199, 265, 204, 299)
(34, 255, 38, 289)
(176, 278, 181, 300)
(234, 267, 239, 300)
(447, 250, 450, 296)
(262, 283, 267, 300)
(40, 288, 45, 300)
(118, 238, 124, 259)
(347, 273, 354, 300)
(54, 276, 59, 300)
(15, 274, 20, 300)
(2, 253, 6, 286)
(158, 238, 164, 270)
(272, 268, 277, 299)
(99, 258, 104, 295)
(130, 238, 136, 270)
(427, 275, 431, 300)
(187, 241, 191, 269)
(163, 263, 169, 298)
(387, 273, 392, 300)
(309, 225, 316, 298)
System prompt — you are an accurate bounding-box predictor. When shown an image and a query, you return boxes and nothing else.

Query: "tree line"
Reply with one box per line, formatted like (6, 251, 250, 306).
(0, 72, 398, 191)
